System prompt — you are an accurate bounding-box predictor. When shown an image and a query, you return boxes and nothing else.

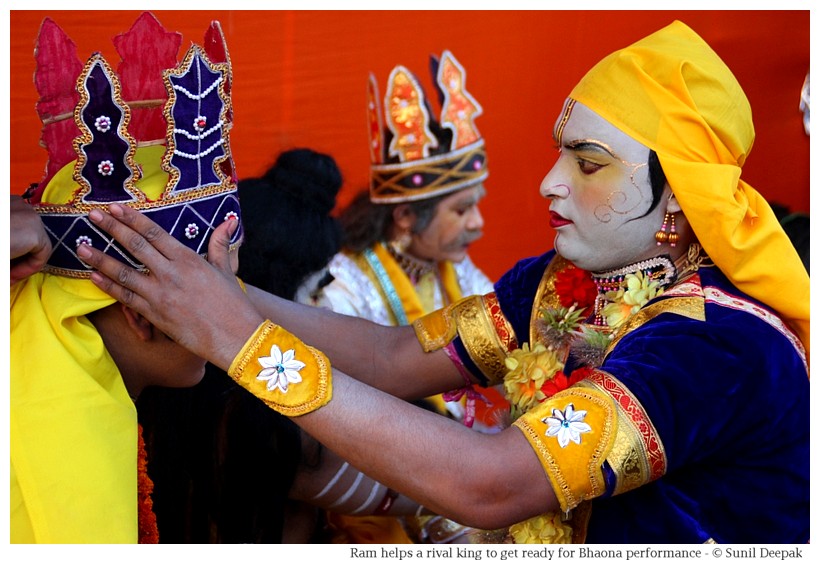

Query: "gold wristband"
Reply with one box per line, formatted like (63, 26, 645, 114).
(229, 320, 332, 416)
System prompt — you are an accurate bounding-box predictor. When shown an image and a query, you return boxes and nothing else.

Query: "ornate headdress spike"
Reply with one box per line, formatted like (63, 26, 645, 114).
(112, 12, 182, 146)
(436, 50, 483, 149)
(367, 73, 385, 164)
(33, 17, 84, 191)
(30, 13, 243, 278)
(368, 50, 488, 204)
(384, 65, 438, 162)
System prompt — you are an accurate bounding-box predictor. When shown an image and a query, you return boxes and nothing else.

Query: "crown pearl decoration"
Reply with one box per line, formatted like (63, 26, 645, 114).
(367, 50, 488, 204)
(29, 12, 243, 278)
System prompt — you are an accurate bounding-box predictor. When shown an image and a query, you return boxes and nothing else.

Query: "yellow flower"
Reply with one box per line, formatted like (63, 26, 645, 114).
(503, 343, 564, 415)
(600, 271, 663, 329)
(509, 512, 573, 544)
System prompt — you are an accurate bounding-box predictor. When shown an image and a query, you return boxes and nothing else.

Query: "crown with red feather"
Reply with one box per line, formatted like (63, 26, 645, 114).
(367, 50, 488, 203)
(28, 12, 243, 277)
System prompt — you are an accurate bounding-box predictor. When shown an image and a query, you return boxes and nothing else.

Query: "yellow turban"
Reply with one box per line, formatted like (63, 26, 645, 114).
(569, 20, 810, 362)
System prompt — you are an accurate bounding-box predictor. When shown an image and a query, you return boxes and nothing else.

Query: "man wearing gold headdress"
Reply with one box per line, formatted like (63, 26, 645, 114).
(298, 51, 503, 544)
(78, 21, 809, 543)
(304, 50, 494, 400)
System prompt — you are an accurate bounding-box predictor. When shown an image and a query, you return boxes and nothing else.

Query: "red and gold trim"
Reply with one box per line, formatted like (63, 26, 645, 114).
(579, 370, 667, 494)
(414, 294, 517, 384)
(605, 296, 705, 356)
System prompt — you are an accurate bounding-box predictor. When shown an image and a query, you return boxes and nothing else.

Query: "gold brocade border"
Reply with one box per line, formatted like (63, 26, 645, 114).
(228, 320, 332, 416)
(453, 295, 515, 385)
(605, 297, 705, 357)
(529, 255, 575, 345)
(580, 372, 667, 491)
(513, 387, 616, 512)
(413, 293, 516, 383)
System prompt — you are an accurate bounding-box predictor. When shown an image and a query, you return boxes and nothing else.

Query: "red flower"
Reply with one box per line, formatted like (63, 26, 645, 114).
(537, 367, 594, 403)
(540, 370, 569, 398)
(554, 265, 597, 317)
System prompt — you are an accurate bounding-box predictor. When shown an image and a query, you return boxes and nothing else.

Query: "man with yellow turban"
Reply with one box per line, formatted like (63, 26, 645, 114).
(76, 21, 809, 544)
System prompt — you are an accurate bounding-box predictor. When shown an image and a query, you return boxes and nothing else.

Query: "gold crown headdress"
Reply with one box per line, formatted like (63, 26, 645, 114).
(367, 50, 488, 203)
(28, 12, 243, 277)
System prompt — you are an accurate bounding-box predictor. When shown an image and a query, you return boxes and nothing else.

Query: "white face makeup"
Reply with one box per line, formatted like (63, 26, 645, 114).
(407, 184, 486, 263)
(539, 100, 669, 272)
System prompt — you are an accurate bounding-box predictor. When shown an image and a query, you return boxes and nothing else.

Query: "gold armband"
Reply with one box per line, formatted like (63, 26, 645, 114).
(414, 294, 517, 385)
(513, 386, 616, 512)
(229, 320, 332, 416)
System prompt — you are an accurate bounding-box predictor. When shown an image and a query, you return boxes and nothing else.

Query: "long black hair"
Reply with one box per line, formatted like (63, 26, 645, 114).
(137, 148, 344, 543)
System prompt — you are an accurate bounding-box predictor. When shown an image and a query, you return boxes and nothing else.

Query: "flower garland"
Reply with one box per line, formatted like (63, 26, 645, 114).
(599, 270, 663, 329)
(137, 423, 159, 544)
(502, 261, 665, 544)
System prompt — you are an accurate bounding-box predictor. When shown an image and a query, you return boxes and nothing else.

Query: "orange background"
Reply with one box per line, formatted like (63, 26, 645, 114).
(10, 10, 810, 281)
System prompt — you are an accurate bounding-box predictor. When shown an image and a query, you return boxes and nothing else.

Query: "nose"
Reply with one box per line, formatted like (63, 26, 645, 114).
(539, 163, 570, 200)
(464, 204, 484, 233)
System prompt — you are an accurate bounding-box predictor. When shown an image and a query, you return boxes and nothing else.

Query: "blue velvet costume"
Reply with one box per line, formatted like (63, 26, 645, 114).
(450, 251, 809, 543)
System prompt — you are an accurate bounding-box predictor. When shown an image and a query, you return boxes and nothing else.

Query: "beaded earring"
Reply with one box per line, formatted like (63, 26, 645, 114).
(655, 212, 678, 247)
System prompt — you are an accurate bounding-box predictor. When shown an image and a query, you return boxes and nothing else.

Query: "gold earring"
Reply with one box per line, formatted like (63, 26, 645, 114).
(655, 212, 678, 247)
(655, 213, 670, 245)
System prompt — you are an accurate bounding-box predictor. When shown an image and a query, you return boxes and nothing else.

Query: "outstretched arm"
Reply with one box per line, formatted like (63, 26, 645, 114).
(81, 204, 464, 399)
(10, 195, 52, 286)
(77, 204, 558, 528)
(243, 284, 462, 399)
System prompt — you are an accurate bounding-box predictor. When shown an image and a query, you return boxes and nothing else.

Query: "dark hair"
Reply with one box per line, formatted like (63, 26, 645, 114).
(138, 148, 344, 543)
(340, 189, 445, 253)
(779, 212, 810, 273)
(645, 150, 667, 216)
(237, 148, 344, 300)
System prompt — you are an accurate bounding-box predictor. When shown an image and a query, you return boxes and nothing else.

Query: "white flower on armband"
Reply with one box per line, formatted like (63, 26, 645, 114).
(256, 345, 306, 393)
(543, 403, 591, 448)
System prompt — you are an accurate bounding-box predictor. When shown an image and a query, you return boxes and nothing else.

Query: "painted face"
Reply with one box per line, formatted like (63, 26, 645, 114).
(539, 100, 667, 272)
(408, 184, 486, 263)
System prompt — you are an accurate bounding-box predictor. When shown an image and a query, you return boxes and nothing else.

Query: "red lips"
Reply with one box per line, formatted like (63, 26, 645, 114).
(549, 211, 572, 228)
